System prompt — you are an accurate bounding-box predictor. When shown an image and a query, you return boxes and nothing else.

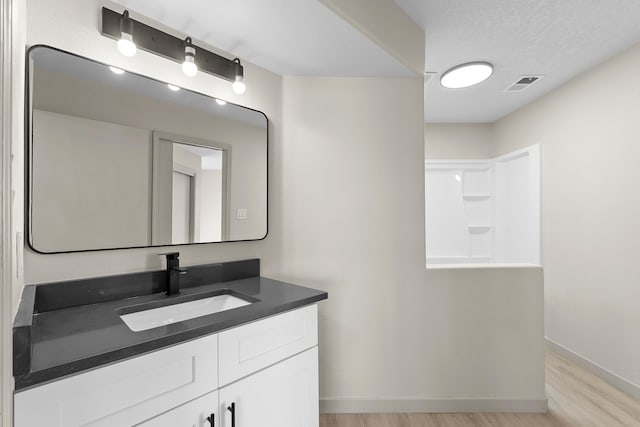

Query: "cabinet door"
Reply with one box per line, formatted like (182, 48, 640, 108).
(219, 347, 318, 427)
(136, 391, 218, 427)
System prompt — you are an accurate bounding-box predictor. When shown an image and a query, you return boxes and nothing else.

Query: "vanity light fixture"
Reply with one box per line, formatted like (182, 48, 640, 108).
(116, 10, 137, 57)
(109, 66, 125, 75)
(215, 99, 227, 106)
(441, 62, 493, 89)
(167, 84, 180, 91)
(182, 37, 198, 77)
(101, 7, 246, 94)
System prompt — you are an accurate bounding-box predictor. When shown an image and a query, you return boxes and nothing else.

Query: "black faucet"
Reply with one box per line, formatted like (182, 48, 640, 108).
(164, 252, 187, 296)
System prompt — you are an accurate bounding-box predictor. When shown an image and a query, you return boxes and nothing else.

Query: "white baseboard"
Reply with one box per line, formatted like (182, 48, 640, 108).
(320, 397, 548, 414)
(546, 337, 640, 400)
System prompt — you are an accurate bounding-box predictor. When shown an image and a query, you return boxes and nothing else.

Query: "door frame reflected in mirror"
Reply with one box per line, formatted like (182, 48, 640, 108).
(151, 131, 231, 246)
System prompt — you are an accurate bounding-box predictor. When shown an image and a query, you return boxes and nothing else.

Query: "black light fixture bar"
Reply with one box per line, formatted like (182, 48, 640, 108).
(100, 7, 241, 82)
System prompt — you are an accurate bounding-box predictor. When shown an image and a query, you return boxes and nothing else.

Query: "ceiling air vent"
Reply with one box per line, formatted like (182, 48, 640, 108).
(505, 76, 543, 92)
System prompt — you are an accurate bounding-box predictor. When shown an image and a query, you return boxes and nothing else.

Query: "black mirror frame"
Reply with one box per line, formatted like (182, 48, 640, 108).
(25, 45, 269, 254)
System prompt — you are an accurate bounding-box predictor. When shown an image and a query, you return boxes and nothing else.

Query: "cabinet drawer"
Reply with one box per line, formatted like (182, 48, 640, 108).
(218, 304, 317, 387)
(15, 334, 218, 427)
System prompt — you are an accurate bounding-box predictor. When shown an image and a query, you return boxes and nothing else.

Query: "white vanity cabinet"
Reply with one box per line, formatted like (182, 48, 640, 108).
(14, 304, 319, 427)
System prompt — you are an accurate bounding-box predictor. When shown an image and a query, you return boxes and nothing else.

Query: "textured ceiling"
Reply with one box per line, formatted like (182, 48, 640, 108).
(110, 0, 414, 78)
(395, 0, 640, 122)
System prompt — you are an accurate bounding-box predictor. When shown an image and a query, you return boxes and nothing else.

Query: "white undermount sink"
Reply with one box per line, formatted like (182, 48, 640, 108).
(120, 294, 252, 332)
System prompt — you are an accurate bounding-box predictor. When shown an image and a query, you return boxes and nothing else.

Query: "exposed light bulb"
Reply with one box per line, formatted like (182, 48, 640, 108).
(117, 11, 136, 57)
(109, 66, 125, 75)
(182, 58, 197, 76)
(117, 33, 137, 57)
(232, 58, 246, 94)
(167, 84, 180, 91)
(181, 38, 198, 77)
(215, 99, 227, 106)
(232, 76, 246, 94)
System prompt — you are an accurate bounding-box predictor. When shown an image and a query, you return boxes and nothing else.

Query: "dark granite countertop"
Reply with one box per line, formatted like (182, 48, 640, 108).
(13, 259, 327, 391)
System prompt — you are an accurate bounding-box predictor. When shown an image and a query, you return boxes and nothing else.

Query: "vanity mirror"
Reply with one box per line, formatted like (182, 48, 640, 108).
(27, 46, 268, 253)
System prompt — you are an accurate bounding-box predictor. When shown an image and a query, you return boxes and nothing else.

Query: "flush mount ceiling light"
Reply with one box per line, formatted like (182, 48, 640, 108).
(167, 84, 180, 91)
(109, 66, 125, 75)
(182, 37, 198, 77)
(215, 99, 227, 106)
(116, 10, 137, 57)
(440, 62, 493, 89)
(101, 7, 246, 94)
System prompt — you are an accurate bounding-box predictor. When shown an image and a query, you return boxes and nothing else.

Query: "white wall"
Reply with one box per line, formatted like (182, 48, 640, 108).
(13, 0, 546, 414)
(2, 1, 27, 424)
(278, 76, 545, 411)
(425, 123, 492, 160)
(32, 110, 152, 251)
(492, 42, 640, 394)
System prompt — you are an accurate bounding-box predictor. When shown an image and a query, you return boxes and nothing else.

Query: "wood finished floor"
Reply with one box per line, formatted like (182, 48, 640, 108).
(320, 350, 640, 427)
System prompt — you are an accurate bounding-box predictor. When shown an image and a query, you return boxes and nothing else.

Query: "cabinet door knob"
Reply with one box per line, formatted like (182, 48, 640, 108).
(206, 413, 215, 426)
(227, 402, 236, 427)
